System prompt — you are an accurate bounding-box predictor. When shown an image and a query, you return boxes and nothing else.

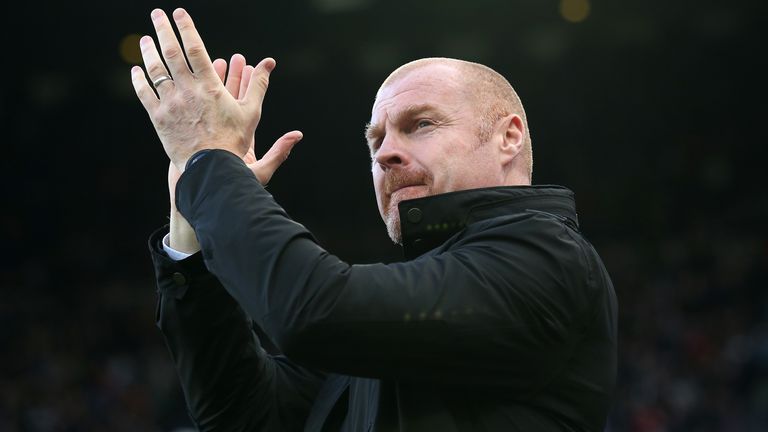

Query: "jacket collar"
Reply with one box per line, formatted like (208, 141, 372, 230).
(397, 185, 578, 259)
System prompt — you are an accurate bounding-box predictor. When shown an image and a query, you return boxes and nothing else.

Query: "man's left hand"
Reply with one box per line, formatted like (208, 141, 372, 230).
(131, 8, 275, 171)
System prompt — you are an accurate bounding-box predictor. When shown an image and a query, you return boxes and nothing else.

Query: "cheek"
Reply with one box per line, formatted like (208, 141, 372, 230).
(430, 150, 489, 192)
(429, 155, 461, 192)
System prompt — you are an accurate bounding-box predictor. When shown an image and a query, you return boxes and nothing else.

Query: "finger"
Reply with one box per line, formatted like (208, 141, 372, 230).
(213, 58, 227, 84)
(150, 9, 192, 80)
(243, 57, 276, 118)
(172, 8, 217, 79)
(239, 65, 254, 99)
(131, 65, 159, 112)
(225, 54, 246, 98)
(138, 35, 174, 97)
(253, 131, 303, 184)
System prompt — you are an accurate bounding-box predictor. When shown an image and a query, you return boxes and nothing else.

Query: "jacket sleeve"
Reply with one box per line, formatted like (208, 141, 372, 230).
(149, 227, 326, 431)
(176, 151, 597, 389)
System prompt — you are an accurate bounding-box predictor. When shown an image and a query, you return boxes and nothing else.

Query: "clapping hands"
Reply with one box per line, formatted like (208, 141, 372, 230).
(132, 8, 302, 253)
(132, 8, 302, 183)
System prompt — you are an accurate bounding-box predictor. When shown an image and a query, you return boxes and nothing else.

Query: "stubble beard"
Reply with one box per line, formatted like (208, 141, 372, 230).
(382, 168, 433, 245)
(385, 202, 403, 245)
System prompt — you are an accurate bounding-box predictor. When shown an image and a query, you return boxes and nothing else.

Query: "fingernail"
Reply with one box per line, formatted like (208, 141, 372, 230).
(151, 9, 163, 20)
(173, 8, 186, 19)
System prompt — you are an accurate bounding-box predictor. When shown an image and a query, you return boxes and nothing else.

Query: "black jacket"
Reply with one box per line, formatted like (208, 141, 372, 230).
(149, 150, 618, 431)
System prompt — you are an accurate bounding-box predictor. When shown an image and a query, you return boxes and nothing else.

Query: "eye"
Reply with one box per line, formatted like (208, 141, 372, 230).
(415, 119, 435, 130)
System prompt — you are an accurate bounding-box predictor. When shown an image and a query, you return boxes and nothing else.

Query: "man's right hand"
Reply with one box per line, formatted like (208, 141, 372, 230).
(168, 53, 303, 253)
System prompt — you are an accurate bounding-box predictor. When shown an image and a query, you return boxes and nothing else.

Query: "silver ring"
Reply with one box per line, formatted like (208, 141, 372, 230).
(152, 74, 173, 88)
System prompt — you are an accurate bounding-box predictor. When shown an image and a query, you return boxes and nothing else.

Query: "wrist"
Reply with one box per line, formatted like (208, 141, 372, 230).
(169, 210, 201, 254)
(185, 149, 214, 171)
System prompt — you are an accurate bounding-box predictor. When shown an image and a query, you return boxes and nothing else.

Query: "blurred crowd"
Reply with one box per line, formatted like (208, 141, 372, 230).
(606, 221, 768, 431)
(0, 267, 189, 430)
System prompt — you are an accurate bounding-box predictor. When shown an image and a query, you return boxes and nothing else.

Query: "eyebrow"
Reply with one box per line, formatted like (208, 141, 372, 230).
(365, 103, 442, 149)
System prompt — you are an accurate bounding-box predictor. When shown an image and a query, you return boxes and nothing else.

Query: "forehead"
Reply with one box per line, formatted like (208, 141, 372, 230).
(371, 64, 466, 122)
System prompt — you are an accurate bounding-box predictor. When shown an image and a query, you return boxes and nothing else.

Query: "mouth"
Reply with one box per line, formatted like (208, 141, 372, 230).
(389, 184, 425, 195)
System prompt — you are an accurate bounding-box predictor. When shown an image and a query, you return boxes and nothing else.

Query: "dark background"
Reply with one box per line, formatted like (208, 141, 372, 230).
(2, 0, 766, 430)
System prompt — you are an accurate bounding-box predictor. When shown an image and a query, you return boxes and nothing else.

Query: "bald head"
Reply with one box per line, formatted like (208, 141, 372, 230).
(378, 58, 533, 181)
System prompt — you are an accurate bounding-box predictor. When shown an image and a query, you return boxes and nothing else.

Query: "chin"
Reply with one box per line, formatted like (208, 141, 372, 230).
(384, 187, 430, 245)
(382, 202, 402, 244)
(391, 185, 430, 204)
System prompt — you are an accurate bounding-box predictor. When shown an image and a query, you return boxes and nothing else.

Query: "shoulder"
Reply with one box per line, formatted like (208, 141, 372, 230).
(444, 210, 603, 321)
(452, 209, 587, 264)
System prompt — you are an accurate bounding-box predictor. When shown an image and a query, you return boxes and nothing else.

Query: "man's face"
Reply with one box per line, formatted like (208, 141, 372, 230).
(367, 64, 504, 244)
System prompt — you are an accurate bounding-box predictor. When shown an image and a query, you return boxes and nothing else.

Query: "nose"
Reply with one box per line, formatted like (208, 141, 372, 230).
(375, 134, 410, 171)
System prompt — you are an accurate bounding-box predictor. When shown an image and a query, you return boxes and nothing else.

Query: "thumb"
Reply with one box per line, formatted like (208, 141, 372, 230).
(249, 130, 303, 185)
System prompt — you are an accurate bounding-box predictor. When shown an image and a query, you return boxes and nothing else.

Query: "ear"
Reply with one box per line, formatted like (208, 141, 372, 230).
(497, 114, 525, 166)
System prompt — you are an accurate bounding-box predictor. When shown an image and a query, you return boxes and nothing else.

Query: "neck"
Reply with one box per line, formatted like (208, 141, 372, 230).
(504, 169, 532, 186)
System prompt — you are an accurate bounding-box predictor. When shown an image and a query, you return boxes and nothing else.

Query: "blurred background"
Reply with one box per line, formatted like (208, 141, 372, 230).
(2, 0, 766, 430)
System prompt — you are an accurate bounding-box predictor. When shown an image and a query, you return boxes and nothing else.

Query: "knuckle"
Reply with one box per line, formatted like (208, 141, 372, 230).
(135, 86, 152, 99)
(176, 20, 193, 31)
(181, 88, 197, 103)
(155, 105, 169, 119)
(162, 46, 181, 60)
(148, 64, 167, 77)
(204, 84, 222, 95)
(256, 75, 269, 89)
(186, 44, 205, 58)
(140, 42, 154, 55)
(166, 101, 179, 114)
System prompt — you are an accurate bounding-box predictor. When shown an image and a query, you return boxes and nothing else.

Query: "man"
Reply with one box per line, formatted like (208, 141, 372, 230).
(134, 8, 617, 431)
